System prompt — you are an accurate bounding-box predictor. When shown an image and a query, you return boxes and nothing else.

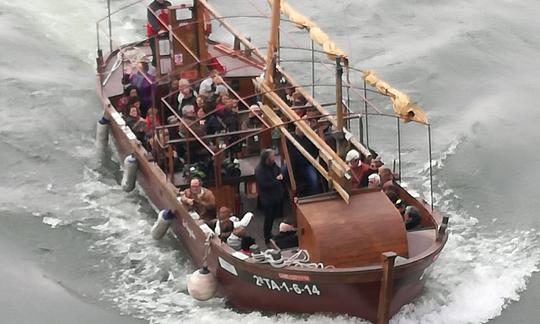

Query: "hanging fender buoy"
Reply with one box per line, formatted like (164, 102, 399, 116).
(187, 266, 217, 301)
(151, 209, 175, 240)
(121, 155, 137, 192)
(96, 116, 109, 161)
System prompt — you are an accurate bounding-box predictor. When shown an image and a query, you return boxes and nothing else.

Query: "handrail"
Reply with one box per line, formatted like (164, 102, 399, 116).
(97, 0, 435, 207)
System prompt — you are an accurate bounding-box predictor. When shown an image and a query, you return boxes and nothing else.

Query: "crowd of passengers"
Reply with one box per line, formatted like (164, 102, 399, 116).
(116, 63, 247, 172)
(116, 61, 421, 251)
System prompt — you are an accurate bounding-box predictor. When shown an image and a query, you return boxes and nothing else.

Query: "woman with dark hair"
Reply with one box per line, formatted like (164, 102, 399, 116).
(124, 104, 147, 142)
(117, 86, 139, 115)
(255, 149, 284, 244)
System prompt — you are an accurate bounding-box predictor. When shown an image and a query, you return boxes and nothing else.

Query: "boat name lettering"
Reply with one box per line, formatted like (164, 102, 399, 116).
(252, 275, 320, 296)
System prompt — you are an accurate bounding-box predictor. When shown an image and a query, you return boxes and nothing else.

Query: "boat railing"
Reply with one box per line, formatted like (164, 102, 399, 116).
(96, 0, 435, 208)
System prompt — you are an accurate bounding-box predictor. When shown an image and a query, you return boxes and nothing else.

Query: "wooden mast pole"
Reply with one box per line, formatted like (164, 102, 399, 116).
(264, 0, 281, 88)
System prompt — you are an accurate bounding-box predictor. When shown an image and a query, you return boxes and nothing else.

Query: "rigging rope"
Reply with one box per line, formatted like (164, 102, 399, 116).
(251, 249, 334, 269)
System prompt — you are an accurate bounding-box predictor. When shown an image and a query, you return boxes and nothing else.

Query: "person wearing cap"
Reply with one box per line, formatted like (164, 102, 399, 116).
(346, 149, 369, 188)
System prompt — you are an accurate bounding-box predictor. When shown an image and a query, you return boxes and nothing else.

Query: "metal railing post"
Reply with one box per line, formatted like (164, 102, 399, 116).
(428, 124, 434, 210)
(107, 0, 113, 52)
(96, 22, 101, 51)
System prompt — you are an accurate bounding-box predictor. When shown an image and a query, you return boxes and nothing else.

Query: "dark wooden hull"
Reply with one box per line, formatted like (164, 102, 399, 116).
(101, 98, 447, 323)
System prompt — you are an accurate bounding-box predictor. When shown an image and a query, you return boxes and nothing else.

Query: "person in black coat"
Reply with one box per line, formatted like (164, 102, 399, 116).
(286, 126, 320, 196)
(255, 149, 284, 243)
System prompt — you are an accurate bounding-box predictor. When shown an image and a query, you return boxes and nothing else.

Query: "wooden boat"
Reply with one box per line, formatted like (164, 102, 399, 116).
(94, 1, 448, 323)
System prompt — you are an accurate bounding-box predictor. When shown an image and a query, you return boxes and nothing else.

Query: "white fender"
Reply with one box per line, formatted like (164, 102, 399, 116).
(151, 209, 174, 240)
(96, 116, 109, 161)
(187, 267, 217, 301)
(121, 155, 137, 192)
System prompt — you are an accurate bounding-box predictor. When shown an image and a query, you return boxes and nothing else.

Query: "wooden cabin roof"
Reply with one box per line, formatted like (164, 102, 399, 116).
(296, 189, 409, 268)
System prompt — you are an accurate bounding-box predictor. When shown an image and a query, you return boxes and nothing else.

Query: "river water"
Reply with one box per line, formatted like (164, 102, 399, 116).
(1, 0, 539, 323)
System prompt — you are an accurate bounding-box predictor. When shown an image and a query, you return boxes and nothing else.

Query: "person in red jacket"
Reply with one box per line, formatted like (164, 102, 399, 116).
(147, 0, 171, 67)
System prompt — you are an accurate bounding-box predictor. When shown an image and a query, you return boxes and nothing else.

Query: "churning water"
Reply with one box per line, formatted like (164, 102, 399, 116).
(1, 0, 539, 323)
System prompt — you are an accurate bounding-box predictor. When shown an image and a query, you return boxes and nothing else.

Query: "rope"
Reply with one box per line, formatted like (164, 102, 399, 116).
(202, 232, 213, 266)
(101, 45, 144, 86)
(251, 249, 334, 269)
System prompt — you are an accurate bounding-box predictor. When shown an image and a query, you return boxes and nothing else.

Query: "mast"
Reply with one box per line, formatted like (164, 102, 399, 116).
(264, 0, 281, 88)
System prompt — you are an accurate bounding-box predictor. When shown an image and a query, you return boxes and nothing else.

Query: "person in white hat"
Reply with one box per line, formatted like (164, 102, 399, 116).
(346, 149, 368, 188)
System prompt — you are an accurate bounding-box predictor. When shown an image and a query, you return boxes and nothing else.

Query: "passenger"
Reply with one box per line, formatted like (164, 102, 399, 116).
(317, 116, 336, 151)
(147, 0, 171, 67)
(204, 105, 224, 135)
(177, 79, 197, 114)
(379, 166, 394, 186)
(367, 173, 381, 189)
(346, 149, 368, 188)
(214, 207, 254, 250)
(199, 70, 228, 97)
(198, 69, 219, 96)
(404, 206, 422, 230)
(128, 62, 156, 117)
(286, 126, 320, 196)
(124, 105, 146, 141)
(215, 92, 229, 115)
(181, 105, 206, 138)
(127, 96, 141, 115)
(359, 159, 379, 187)
(240, 236, 256, 256)
(194, 95, 206, 112)
(117, 86, 139, 115)
(145, 106, 161, 134)
(255, 149, 285, 244)
(217, 219, 234, 242)
(273, 221, 298, 249)
(282, 83, 295, 107)
(179, 178, 216, 222)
